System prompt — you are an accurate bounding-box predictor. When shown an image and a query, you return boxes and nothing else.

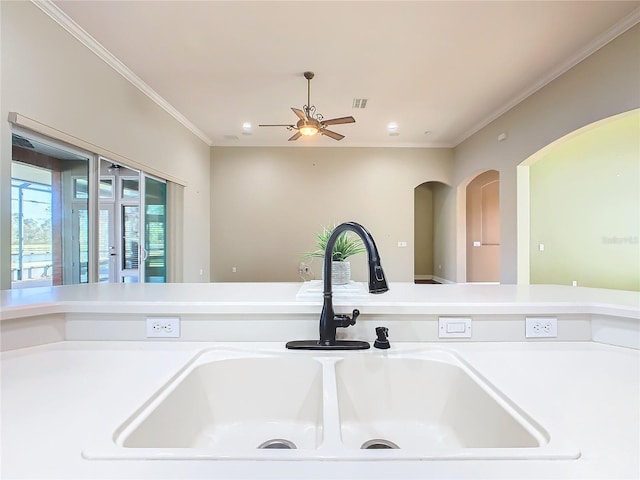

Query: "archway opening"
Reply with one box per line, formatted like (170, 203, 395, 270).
(414, 181, 449, 284)
(465, 170, 500, 283)
(518, 109, 639, 291)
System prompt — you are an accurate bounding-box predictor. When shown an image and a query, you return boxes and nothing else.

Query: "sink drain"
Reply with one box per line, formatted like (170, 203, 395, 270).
(361, 439, 400, 449)
(257, 439, 297, 449)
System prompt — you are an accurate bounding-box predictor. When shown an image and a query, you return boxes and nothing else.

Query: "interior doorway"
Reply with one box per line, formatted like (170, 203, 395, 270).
(96, 159, 167, 284)
(414, 181, 448, 283)
(465, 170, 500, 283)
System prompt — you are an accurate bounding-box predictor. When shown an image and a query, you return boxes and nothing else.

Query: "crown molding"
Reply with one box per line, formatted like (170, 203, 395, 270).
(30, 0, 639, 150)
(31, 0, 213, 146)
(453, 6, 640, 147)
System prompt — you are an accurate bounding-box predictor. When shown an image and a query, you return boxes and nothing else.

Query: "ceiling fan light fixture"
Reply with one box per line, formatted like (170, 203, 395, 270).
(299, 125, 319, 136)
(297, 118, 320, 136)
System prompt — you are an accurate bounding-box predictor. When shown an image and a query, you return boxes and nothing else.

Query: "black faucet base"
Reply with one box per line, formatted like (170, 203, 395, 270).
(286, 340, 370, 350)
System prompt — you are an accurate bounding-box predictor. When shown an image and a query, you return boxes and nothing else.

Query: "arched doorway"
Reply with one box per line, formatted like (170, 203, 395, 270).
(518, 109, 639, 290)
(465, 170, 500, 283)
(414, 181, 449, 283)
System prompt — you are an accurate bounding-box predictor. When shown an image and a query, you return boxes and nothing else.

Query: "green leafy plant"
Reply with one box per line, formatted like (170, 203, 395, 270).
(303, 224, 366, 262)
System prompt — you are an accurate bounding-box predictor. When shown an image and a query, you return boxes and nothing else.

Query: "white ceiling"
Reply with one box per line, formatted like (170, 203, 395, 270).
(50, 1, 640, 148)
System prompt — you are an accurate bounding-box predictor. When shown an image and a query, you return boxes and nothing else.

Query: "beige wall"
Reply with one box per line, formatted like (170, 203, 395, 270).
(530, 111, 639, 291)
(0, 2, 212, 288)
(210, 147, 453, 282)
(450, 24, 640, 284)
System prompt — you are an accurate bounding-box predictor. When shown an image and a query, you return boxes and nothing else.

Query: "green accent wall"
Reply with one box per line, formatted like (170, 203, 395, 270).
(530, 111, 639, 291)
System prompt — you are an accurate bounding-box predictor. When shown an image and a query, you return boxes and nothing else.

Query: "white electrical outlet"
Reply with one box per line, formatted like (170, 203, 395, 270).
(146, 317, 180, 338)
(525, 317, 557, 338)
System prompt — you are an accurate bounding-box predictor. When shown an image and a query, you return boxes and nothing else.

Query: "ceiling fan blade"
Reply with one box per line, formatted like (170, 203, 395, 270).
(320, 129, 345, 141)
(288, 131, 302, 141)
(321, 116, 355, 126)
(258, 124, 294, 127)
(291, 108, 307, 120)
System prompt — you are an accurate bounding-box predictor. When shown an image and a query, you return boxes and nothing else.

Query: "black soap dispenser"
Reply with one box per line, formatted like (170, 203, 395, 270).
(373, 326, 390, 349)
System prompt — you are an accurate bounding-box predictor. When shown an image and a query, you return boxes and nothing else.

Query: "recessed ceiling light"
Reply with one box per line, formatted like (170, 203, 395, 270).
(387, 122, 398, 132)
(242, 122, 252, 131)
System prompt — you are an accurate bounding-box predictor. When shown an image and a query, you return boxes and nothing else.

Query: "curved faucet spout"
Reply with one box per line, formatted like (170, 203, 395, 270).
(322, 222, 388, 295)
(319, 222, 389, 346)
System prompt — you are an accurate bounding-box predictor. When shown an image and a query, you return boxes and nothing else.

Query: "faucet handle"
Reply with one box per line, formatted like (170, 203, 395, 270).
(334, 309, 360, 328)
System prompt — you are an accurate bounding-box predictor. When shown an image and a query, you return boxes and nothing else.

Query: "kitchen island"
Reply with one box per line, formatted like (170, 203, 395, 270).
(1, 282, 639, 479)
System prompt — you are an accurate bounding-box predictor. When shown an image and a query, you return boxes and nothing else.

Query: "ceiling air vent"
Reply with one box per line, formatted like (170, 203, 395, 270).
(352, 98, 368, 109)
(223, 135, 239, 141)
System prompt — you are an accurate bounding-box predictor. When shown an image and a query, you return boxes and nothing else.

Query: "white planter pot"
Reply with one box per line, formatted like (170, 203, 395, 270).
(329, 261, 351, 285)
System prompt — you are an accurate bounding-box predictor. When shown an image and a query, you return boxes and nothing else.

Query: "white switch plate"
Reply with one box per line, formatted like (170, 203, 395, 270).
(146, 317, 180, 338)
(439, 317, 472, 338)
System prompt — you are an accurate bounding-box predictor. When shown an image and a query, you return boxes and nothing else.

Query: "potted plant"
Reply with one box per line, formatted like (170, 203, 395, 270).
(303, 224, 366, 285)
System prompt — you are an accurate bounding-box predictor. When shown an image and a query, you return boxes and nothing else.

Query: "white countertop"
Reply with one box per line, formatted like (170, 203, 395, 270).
(2, 282, 639, 320)
(1, 340, 638, 479)
(1, 283, 639, 478)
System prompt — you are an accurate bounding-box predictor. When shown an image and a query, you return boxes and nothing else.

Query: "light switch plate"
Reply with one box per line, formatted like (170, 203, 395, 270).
(439, 317, 472, 338)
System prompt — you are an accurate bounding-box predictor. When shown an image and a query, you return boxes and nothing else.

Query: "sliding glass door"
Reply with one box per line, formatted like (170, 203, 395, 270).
(11, 133, 91, 288)
(11, 130, 169, 288)
(142, 175, 167, 283)
(98, 164, 167, 284)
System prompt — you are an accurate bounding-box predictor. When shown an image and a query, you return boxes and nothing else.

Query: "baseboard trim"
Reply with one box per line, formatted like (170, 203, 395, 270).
(432, 276, 455, 284)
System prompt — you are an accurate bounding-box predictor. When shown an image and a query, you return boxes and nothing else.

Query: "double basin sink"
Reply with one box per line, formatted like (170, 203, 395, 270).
(85, 346, 579, 461)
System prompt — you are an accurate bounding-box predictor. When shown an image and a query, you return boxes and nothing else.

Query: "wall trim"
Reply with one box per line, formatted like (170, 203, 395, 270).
(414, 275, 433, 281)
(30, 0, 213, 147)
(432, 275, 455, 284)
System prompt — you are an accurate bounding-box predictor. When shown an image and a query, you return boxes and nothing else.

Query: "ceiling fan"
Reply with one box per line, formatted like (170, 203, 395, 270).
(259, 71, 355, 141)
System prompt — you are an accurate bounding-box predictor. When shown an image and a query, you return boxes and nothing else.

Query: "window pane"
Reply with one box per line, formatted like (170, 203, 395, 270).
(144, 176, 167, 283)
(74, 178, 88, 199)
(98, 208, 111, 282)
(122, 205, 139, 270)
(121, 178, 139, 199)
(78, 209, 89, 283)
(99, 178, 113, 199)
(10, 165, 53, 288)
